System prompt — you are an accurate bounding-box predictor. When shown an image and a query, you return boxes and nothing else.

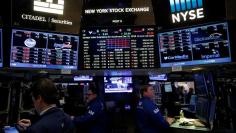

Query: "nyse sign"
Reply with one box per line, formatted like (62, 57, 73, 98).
(172, 8, 204, 23)
(169, 0, 205, 23)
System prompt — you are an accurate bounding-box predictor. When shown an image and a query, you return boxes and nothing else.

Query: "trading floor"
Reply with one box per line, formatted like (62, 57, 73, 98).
(0, 0, 236, 133)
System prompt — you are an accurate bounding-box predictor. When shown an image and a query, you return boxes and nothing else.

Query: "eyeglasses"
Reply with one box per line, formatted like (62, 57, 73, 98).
(86, 93, 94, 96)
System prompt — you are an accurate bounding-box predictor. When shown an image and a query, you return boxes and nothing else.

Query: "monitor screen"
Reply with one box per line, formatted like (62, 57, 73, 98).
(196, 97, 209, 124)
(12, 0, 82, 34)
(149, 74, 167, 81)
(82, 26, 156, 69)
(0, 28, 2, 67)
(74, 75, 93, 81)
(194, 73, 208, 96)
(3, 127, 19, 133)
(164, 83, 172, 92)
(158, 22, 231, 67)
(10, 29, 79, 69)
(104, 77, 133, 93)
(174, 81, 195, 94)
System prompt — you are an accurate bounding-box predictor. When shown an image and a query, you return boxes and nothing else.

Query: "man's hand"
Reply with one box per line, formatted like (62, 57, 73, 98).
(70, 116, 75, 120)
(18, 119, 31, 128)
(166, 117, 175, 125)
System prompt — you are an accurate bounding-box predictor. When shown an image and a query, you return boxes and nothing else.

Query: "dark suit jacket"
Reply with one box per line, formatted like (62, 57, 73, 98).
(25, 107, 74, 133)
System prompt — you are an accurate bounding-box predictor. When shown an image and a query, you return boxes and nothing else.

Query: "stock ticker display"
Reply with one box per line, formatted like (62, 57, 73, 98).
(158, 22, 231, 67)
(10, 29, 79, 69)
(82, 27, 156, 69)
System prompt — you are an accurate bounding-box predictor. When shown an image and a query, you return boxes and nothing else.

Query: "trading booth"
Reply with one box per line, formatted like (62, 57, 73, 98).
(0, 0, 236, 133)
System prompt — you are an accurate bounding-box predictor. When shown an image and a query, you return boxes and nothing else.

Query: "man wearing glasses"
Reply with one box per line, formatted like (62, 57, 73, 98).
(71, 87, 107, 133)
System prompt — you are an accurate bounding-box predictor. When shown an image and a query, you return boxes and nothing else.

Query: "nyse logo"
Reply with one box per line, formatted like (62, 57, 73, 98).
(33, 0, 64, 15)
(169, 0, 204, 23)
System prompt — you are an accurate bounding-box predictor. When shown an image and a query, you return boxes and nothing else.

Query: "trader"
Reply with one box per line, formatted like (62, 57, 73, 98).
(136, 85, 174, 133)
(17, 78, 74, 133)
(71, 87, 107, 133)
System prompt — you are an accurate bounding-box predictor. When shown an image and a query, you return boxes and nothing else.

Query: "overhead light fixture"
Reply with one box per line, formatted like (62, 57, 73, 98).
(191, 67, 203, 71)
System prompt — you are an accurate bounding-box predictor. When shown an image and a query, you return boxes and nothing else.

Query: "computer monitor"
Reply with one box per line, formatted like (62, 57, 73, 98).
(3, 127, 19, 133)
(104, 77, 133, 93)
(81, 26, 156, 69)
(194, 73, 208, 97)
(174, 81, 195, 94)
(149, 74, 167, 81)
(74, 75, 93, 81)
(158, 22, 231, 67)
(10, 29, 79, 69)
(196, 97, 210, 124)
(164, 83, 172, 92)
(196, 97, 216, 128)
(209, 99, 216, 129)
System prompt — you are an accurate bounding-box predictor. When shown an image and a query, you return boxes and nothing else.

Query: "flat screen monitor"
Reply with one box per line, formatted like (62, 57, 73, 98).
(164, 83, 172, 92)
(174, 81, 195, 94)
(0, 28, 2, 67)
(104, 77, 133, 93)
(3, 127, 19, 133)
(194, 73, 208, 97)
(12, 0, 82, 34)
(82, 26, 156, 69)
(74, 75, 93, 81)
(10, 29, 79, 69)
(82, 0, 155, 27)
(149, 74, 167, 81)
(158, 22, 231, 67)
(196, 97, 216, 126)
(196, 97, 210, 124)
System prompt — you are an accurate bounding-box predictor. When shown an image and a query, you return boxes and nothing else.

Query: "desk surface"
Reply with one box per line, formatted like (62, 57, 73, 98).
(170, 118, 210, 131)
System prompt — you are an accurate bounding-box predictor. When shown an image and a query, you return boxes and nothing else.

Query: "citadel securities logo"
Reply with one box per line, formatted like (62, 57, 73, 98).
(169, 0, 204, 23)
(33, 0, 64, 15)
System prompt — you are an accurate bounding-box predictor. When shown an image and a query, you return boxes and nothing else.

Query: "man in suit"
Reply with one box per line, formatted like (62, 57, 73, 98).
(17, 78, 74, 133)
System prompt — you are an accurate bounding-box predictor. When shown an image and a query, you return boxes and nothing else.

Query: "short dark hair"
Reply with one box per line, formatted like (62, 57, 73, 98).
(31, 78, 58, 104)
(88, 86, 99, 95)
(140, 85, 152, 97)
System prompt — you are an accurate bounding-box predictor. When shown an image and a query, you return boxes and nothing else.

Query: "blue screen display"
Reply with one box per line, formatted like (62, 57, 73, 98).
(10, 29, 79, 69)
(104, 77, 133, 93)
(3, 127, 19, 133)
(164, 83, 172, 92)
(149, 74, 167, 81)
(74, 75, 93, 81)
(158, 22, 231, 67)
(0, 29, 2, 67)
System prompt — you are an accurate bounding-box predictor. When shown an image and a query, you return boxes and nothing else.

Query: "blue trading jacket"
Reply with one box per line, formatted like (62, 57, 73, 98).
(25, 107, 74, 133)
(73, 98, 107, 133)
(136, 97, 170, 133)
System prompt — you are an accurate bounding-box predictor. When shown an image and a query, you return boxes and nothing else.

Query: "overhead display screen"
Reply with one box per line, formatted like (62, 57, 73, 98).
(10, 29, 79, 69)
(153, 0, 226, 30)
(104, 77, 133, 93)
(82, 0, 155, 26)
(158, 22, 231, 67)
(82, 27, 156, 69)
(0, 29, 2, 67)
(12, 0, 82, 34)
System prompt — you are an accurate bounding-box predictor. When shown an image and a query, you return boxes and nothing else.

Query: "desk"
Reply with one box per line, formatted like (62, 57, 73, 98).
(170, 118, 211, 133)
